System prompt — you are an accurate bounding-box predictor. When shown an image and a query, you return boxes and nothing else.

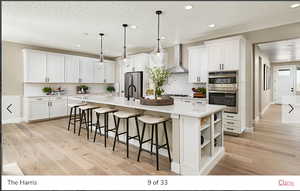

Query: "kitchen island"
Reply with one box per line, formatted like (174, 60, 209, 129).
(69, 95, 226, 175)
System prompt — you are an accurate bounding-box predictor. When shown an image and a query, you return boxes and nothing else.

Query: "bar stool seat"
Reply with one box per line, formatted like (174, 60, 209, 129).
(93, 107, 119, 146)
(138, 115, 169, 124)
(137, 115, 172, 170)
(113, 111, 140, 119)
(94, 107, 118, 114)
(68, 102, 86, 108)
(78, 104, 100, 140)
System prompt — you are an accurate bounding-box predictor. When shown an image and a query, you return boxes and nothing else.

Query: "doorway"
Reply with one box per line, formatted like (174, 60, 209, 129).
(273, 65, 296, 104)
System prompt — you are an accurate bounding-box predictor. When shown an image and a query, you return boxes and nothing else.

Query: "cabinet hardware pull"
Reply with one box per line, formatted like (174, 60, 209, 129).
(227, 128, 234, 130)
(227, 122, 234, 124)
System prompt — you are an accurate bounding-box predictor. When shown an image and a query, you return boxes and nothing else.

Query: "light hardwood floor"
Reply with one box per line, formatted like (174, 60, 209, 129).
(2, 104, 300, 175)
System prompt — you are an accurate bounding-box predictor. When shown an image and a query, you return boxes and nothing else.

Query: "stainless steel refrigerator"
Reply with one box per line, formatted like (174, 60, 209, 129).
(124, 71, 143, 99)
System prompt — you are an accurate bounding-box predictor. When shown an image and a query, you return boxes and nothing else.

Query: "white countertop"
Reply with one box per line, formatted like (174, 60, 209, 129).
(69, 95, 225, 118)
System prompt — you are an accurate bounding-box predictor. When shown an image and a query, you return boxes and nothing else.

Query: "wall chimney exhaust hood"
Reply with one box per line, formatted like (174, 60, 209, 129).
(168, 44, 188, 74)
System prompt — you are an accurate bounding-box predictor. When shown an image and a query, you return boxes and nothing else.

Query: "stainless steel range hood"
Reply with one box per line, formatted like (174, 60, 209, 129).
(168, 44, 188, 74)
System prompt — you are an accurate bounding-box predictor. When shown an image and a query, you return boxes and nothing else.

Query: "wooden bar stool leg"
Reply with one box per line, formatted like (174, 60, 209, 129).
(78, 110, 84, 136)
(104, 113, 108, 147)
(163, 122, 172, 162)
(113, 115, 120, 142)
(137, 123, 146, 162)
(126, 118, 129, 158)
(84, 111, 89, 140)
(90, 109, 93, 134)
(113, 118, 120, 151)
(73, 107, 77, 134)
(135, 116, 141, 144)
(67, 107, 73, 131)
(155, 124, 159, 170)
(150, 124, 154, 155)
(93, 113, 99, 142)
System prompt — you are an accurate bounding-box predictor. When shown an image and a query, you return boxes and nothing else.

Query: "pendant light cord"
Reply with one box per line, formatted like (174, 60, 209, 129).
(99, 33, 104, 63)
(123, 24, 128, 59)
(157, 12, 160, 53)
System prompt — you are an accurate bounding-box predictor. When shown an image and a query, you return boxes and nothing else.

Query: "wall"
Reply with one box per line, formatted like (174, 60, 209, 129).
(254, 46, 272, 119)
(1, 41, 114, 96)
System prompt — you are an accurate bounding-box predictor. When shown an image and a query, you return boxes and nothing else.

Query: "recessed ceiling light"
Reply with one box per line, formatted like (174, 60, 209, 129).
(208, 24, 215, 28)
(130, 25, 137, 29)
(161, 36, 166, 40)
(76, 44, 81, 48)
(185, 5, 193, 10)
(290, 3, 300, 8)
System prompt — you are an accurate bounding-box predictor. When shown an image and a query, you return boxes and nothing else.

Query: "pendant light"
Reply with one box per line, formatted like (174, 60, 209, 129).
(99, 33, 104, 64)
(122, 24, 128, 62)
(155, 10, 163, 56)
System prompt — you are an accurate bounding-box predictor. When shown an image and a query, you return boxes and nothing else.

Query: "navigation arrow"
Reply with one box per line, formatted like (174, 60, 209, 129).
(288, 104, 294, 114)
(6, 104, 13, 114)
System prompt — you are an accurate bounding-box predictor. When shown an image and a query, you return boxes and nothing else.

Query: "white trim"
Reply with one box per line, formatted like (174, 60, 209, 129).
(199, 148, 225, 175)
(171, 162, 181, 174)
(2, 117, 24, 124)
(261, 102, 272, 115)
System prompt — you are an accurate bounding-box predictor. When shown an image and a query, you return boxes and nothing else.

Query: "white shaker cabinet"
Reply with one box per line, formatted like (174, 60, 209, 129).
(104, 62, 115, 83)
(79, 57, 96, 83)
(188, 45, 208, 83)
(49, 97, 68, 118)
(46, 53, 65, 83)
(205, 36, 243, 71)
(94, 62, 105, 83)
(65, 55, 80, 83)
(23, 50, 47, 83)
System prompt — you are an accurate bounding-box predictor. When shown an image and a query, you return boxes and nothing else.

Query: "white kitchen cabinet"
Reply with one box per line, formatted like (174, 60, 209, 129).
(94, 62, 105, 83)
(46, 53, 65, 83)
(65, 55, 80, 83)
(23, 50, 47, 82)
(49, 97, 68, 118)
(79, 57, 96, 83)
(188, 45, 208, 83)
(205, 36, 242, 71)
(23, 96, 68, 122)
(104, 62, 115, 83)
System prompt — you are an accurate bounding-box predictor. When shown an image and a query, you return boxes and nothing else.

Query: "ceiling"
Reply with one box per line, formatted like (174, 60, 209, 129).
(2, 1, 300, 57)
(258, 38, 300, 63)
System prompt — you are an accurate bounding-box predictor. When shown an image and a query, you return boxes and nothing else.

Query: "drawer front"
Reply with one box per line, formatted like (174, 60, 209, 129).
(224, 125, 240, 133)
(224, 113, 239, 121)
(223, 119, 240, 128)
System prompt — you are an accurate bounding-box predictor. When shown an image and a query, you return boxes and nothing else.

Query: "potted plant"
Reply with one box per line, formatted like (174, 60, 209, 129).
(42, 87, 52, 95)
(192, 87, 207, 98)
(148, 66, 170, 99)
(77, 85, 88, 94)
(106, 86, 115, 96)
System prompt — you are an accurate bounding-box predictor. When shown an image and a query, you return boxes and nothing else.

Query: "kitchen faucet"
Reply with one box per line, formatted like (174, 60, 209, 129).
(127, 74, 136, 101)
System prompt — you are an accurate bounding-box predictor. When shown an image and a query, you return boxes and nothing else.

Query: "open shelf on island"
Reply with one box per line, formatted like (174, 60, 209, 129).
(201, 124, 210, 131)
(214, 132, 221, 138)
(214, 118, 222, 124)
(201, 139, 210, 149)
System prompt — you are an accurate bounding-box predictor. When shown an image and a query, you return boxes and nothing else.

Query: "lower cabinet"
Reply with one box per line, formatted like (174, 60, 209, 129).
(23, 96, 68, 122)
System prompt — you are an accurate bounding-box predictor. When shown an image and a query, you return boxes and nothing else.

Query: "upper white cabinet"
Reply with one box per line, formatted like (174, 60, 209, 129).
(23, 49, 116, 84)
(46, 53, 65, 83)
(23, 50, 47, 83)
(79, 57, 96, 83)
(65, 55, 80, 83)
(205, 36, 244, 71)
(94, 62, 105, 83)
(104, 62, 115, 83)
(188, 45, 208, 83)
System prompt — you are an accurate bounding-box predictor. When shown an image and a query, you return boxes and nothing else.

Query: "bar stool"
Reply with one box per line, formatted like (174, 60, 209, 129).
(67, 102, 87, 133)
(137, 115, 171, 170)
(112, 110, 141, 158)
(93, 107, 118, 147)
(78, 104, 100, 140)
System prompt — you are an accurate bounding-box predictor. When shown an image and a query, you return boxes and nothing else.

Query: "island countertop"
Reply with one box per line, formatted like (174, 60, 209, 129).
(69, 95, 225, 118)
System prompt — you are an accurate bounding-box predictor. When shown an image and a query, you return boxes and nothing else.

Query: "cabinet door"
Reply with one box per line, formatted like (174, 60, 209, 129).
(104, 62, 115, 83)
(65, 55, 80, 83)
(49, 98, 68, 118)
(79, 57, 95, 83)
(188, 47, 201, 83)
(46, 53, 65, 82)
(29, 101, 49, 120)
(223, 40, 240, 70)
(94, 62, 105, 83)
(24, 50, 47, 82)
(207, 45, 222, 72)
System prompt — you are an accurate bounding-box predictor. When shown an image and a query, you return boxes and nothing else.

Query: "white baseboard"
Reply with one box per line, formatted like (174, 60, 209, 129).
(199, 148, 225, 175)
(261, 102, 272, 115)
(171, 162, 181, 174)
(2, 117, 23, 124)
